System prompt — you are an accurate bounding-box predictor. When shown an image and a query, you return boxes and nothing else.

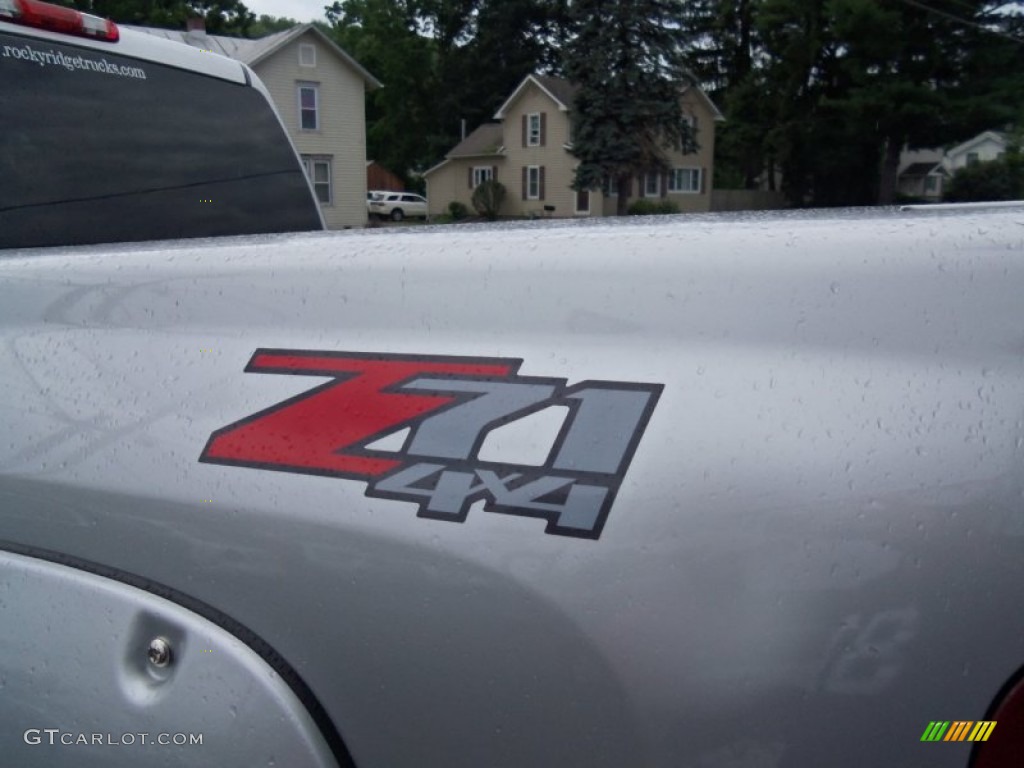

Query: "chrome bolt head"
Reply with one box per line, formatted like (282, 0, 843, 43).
(147, 637, 172, 668)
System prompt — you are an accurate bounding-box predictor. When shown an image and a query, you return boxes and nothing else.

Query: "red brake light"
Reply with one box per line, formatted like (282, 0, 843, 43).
(0, 0, 119, 43)
(971, 668, 1024, 768)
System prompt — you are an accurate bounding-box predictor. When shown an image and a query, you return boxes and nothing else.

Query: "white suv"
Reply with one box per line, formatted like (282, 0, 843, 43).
(368, 192, 428, 221)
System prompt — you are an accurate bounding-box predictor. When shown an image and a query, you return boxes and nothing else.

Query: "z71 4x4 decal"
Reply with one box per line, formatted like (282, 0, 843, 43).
(199, 350, 662, 539)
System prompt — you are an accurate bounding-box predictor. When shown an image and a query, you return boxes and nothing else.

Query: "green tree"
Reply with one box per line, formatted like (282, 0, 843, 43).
(412, 0, 566, 169)
(681, 0, 757, 95)
(945, 147, 1024, 202)
(325, 0, 564, 182)
(247, 14, 299, 37)
(455, 0, 567, 132)
(326, 0, 440, 181)
(681, 0, 766, 188)
(61, 1, 256, 35)
(682, 0, 1024, 206)
(823, 0, 989, 204)
(564, 0, 695, 215)
(944, 7, 1024, 146)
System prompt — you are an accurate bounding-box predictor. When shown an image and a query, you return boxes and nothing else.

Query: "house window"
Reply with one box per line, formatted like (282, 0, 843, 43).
(527, 166, 541, 199)
(473, 166, 493, 187)
(966, 152, 980, 167)
(668, 167, 701, 193)
(925, 175, 939, 193)
(681, 114, 698, 153)
(527, 113, 541, 146)
(297, 83, 319, 131)
(299, 44, 316, 68)
(301, 155, 332, 205)
(644, 172, 661, 197)
(575, 188, 590, 214)
(603, 177, 617, 197)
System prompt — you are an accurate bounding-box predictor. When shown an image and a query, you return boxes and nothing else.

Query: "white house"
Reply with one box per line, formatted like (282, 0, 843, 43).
(130, 20, 381, 229)
(945, 131, 1009, 171)
(898, 130, 1009, 201)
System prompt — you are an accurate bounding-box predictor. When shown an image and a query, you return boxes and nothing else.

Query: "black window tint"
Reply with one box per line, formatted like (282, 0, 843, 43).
(298, 86, 318, 130)
(0, 31, 322, 249)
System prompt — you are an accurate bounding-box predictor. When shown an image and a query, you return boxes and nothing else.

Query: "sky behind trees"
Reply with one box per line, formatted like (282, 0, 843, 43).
(242, 0, 324, 21)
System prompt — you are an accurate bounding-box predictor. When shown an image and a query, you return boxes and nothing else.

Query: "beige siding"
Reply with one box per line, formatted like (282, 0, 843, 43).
(425, 162, 463, 216)
(428, 79, 720, 220)
(501, 84, 588, 218)
(426, 159, 507, 216)
(254, 32, 368, 229)
(662, 91, 717, 213)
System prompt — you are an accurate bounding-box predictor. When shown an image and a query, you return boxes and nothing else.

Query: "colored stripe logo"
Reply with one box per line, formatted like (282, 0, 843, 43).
(921, 721, 996, 742)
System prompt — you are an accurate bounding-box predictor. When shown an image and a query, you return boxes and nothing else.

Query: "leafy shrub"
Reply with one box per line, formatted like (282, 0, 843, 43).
(447, 201, 469, 220)
(471, 180, 507, 220)
(627, 199, 680, 215)
(944, 152, 1023, 202)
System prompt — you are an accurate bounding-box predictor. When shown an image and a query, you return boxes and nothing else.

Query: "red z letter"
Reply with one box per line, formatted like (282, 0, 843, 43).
(200, 350, 516, 479)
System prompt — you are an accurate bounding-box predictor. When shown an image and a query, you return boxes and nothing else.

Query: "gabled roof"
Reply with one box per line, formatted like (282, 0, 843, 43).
(448, 124, 504, 158)
(422, 124, 505, 177)
(494, 74, 577, 118)
(946, 130, 1007, 158)
(493, 73, 724, 122)
(533, 75, 580, 111)
(900, 162, 947, 177)
(125, 23, 381, 88)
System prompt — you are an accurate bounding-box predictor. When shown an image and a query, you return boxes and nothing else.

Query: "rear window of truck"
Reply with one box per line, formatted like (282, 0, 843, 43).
(0, 29, 323, 249)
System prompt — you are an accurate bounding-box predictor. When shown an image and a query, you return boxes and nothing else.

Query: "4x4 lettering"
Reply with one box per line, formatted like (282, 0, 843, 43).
(371, 463, 484, 518)
(369, 465, 610, 534)
(476, 470, 610, 534)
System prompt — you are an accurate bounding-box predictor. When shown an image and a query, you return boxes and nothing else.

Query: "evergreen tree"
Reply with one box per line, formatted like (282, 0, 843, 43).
(680, 0, 757, 96)
(456, 0, 567, 132)
(563, 0, 695, 215)
(943, 6, 1024, 141)
(682, 0, 1023, 206)
(824, 0, 980, 204)
(681, 0, 764, 188)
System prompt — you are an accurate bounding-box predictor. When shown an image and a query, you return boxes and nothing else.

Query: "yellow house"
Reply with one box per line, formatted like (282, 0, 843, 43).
(424, 74, 723, 218)
(130, 20, 381, 229)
